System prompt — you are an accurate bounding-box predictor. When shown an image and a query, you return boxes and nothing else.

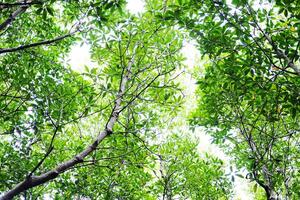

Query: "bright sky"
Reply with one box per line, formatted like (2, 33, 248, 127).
(68, 0, 254, 199)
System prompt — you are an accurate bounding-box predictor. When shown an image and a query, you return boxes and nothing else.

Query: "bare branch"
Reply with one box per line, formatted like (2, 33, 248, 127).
(0, 32, 75, 54)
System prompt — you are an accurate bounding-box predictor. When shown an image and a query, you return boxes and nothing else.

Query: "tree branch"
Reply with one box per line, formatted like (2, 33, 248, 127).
(245, 3, 300, 76)
(0, 47, 135, 200)
(0, 1, 42, 9)
(0, 32, 75, 54)
(0, 1, 32, 31)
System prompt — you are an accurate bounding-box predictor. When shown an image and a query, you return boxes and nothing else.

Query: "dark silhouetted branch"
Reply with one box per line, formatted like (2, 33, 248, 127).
(0, 32, 75, 54)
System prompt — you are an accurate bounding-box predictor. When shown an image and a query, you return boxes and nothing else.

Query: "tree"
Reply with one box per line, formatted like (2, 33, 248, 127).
(150, 134, 232, 200)
(5, 0, 299, 199)
(1, 1, 188, 199)
(155, 0, 300, 199)
(1, 1, 232, 199)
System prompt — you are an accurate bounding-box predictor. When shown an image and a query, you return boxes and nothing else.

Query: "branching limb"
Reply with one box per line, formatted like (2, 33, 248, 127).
(0, 0, 33, 31)
(0, 44, 135, 200)
(245, 3, 300, 76)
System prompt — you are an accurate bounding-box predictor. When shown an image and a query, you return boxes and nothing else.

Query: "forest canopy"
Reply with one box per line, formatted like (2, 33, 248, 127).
(0, 0, 299, 199)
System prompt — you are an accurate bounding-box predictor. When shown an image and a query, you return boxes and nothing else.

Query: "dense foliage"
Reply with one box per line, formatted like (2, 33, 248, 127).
(0, 0, 299, 200)
(175, 0, 300, 199)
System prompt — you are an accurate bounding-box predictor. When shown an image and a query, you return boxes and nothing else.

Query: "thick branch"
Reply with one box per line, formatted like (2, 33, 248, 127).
(0, 32, 75, 54)
(0, 1, 32, 31)
(0, 51, 135, 200)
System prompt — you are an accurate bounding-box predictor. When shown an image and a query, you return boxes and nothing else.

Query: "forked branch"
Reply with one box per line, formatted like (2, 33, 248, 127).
(0, 46, 136, 200)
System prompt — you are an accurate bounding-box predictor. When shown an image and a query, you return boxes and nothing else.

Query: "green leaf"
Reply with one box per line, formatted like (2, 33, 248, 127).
(253, 183, 258, 192)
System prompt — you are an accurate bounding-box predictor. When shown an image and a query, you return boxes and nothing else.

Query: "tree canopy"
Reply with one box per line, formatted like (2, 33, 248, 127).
(0, 0, 299, 200)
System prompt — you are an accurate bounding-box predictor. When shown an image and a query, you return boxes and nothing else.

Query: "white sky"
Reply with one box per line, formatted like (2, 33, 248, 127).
(126, 0, 145, 14)
(68, 0, 254, 199)
(68, 43, 97, 72)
